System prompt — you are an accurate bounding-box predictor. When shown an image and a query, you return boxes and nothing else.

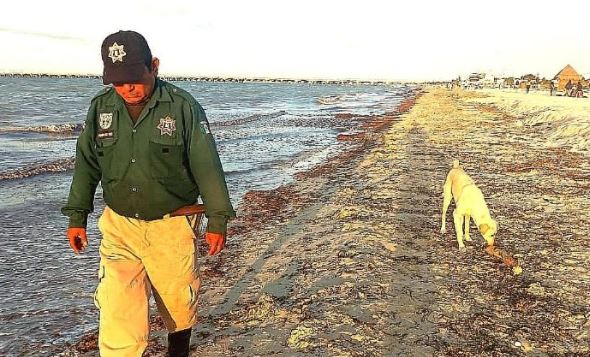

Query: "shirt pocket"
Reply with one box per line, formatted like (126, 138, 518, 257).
(149, 134, 185, 179)
(96, 137, 119, 179)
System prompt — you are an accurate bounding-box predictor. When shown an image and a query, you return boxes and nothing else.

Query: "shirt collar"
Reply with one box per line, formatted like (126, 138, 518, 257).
(152, 78, 172, 103)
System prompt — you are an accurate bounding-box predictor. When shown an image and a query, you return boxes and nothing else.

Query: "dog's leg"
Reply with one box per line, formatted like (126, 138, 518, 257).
(441, 177, 452, 234)
(453, 209, 465, 251)
(464, 214, 471, 241)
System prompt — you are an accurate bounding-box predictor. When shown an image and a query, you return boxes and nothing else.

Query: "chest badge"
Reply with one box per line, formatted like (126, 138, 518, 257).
(157, 116, 176, 136)
(99, 113, 113, 129)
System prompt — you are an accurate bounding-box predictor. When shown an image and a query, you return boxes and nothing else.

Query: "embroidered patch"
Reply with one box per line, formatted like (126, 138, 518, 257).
(97, 131, 114, 139)
(99, 113, 113, 129)
(157, 116, 176, 136)
(200, 121, 211, 134)
(108, 42, 126, 63)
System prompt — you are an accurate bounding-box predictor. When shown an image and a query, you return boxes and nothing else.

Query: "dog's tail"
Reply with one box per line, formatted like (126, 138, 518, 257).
(452, 159, 460, 169)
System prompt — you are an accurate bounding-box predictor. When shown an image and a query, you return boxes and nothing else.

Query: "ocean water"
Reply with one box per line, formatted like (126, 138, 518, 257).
(0, 76, 411, 356)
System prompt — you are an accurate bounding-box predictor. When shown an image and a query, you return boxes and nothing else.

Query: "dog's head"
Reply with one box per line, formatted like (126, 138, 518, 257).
(479, 219, 497, 246)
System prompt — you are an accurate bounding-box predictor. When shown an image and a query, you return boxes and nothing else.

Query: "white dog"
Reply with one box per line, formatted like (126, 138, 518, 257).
(441, 160, 497, 251)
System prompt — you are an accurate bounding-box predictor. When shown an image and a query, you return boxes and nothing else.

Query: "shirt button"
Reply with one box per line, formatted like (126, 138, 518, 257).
(131, 187, 138, 192)
(132, 129, 137, 133)
(134, 213, 139, 218)
(131, 158, 136, 163)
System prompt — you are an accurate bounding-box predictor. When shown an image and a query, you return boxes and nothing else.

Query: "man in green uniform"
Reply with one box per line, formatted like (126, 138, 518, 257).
(62, 30, 235, 357)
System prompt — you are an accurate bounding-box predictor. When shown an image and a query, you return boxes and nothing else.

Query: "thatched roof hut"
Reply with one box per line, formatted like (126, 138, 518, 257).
(553, 64, 583, 91)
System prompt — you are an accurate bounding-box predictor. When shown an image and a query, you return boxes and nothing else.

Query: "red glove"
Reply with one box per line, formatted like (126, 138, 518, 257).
(67, 228, 88, 254)
(204, 232, 225, 256)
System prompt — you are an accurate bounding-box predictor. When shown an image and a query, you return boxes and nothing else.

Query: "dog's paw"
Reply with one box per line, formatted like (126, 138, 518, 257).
(464, 235, 472, 241)
(440, 227, 447, 234)
(458, 245, 467, 252)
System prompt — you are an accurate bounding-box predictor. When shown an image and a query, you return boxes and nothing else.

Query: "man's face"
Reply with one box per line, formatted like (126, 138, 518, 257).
(113, 58, 159, 104)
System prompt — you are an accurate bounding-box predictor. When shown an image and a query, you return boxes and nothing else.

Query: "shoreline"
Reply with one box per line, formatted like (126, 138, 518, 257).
(227, 94, 418, 240)
(60, 91, 420, 356)
(65, 87, 590, 356)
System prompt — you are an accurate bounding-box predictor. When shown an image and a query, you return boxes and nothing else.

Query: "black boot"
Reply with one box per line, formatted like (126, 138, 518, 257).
(168, 328, 192, 357)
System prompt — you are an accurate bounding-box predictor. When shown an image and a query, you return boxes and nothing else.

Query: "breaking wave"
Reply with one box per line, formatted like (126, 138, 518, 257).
(0, 157, 75, 181)
(316, 95, 341, 105)
(213, 111, 287, 127)
(224, 167, 260, 176)
(0, 123, 84, 135)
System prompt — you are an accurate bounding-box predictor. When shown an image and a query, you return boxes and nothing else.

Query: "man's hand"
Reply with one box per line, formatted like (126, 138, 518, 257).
(67, 228, 88, 254)
(204, 232, 225, 256)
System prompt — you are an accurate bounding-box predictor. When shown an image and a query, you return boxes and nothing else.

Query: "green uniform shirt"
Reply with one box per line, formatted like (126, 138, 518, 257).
(61, 79, 236, 233)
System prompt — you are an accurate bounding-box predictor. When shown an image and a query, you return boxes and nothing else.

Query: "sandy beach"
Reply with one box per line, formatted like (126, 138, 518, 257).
(66, 87, 590, 356)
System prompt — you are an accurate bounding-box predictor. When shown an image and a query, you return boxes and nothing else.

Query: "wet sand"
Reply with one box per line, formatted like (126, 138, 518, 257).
(66, 88, 590, 356)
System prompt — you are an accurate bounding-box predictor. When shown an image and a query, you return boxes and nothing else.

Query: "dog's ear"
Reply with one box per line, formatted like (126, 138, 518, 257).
(479, 224, 490, 235)
(491, 220, 498, 232)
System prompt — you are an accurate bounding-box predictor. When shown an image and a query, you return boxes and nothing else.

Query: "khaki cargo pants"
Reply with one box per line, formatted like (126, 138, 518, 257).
(95, 206, 201, 357)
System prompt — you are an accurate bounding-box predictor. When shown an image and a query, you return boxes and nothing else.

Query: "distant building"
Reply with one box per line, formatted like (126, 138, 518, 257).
(468, 73, 484, 82)
(465, 73, 484, 88)
(553, 64, 583, 92)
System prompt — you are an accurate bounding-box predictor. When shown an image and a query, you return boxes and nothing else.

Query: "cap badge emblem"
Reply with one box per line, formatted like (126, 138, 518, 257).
(99, 113, 113, 129)
(157, 116, 176, 136)
(108, 42, 126, 63)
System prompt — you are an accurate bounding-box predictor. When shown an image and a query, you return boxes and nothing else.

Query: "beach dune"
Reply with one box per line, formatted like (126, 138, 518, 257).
(475, 88, 590, 152)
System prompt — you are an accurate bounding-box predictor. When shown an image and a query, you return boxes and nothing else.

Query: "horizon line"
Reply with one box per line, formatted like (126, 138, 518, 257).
(0, 72, 439, 83)
(1, 69, 574, 83)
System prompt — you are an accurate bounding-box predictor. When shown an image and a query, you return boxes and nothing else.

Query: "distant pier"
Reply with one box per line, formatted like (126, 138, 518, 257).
(0, 73, 417, 86)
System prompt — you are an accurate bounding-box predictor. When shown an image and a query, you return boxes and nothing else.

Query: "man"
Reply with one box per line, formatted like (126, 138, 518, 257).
(62, 30, 236, 357)
(575, 81, 584, 98)
(565, 80, 573, 97)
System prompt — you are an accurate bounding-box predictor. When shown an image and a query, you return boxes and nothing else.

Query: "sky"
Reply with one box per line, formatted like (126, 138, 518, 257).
(0, 0, 588, 81)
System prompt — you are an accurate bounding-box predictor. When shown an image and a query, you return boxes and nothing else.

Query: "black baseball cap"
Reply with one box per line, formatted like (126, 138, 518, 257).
(101, 30, 152, 85)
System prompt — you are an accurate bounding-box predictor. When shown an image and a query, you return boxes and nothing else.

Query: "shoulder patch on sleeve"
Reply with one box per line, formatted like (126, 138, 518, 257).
(199, 120, 211, 134)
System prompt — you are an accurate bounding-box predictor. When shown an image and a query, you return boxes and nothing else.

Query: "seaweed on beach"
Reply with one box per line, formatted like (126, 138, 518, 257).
(188, 88, 588, 356)
(63, 87, 590, 356)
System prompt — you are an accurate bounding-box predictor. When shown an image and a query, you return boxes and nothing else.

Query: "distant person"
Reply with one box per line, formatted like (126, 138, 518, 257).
(61, 30, 236, 357)
(575, 81, 584, 98)
(549, 81, 555, 96)
(565, 80, 573, 97)
(525, 82, 531, 94)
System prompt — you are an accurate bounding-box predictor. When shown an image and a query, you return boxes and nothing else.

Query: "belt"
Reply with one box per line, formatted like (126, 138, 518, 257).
(162, 204, 206, 219)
